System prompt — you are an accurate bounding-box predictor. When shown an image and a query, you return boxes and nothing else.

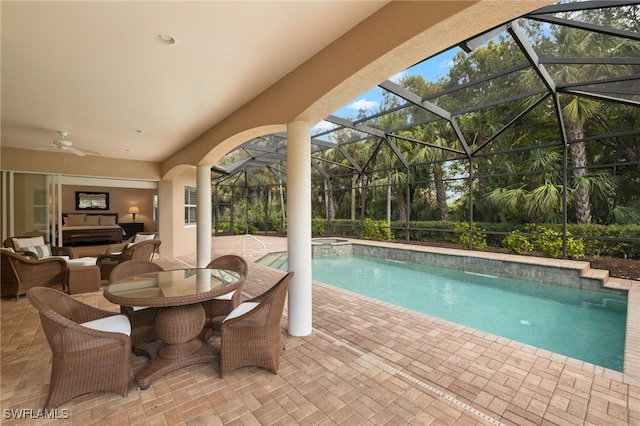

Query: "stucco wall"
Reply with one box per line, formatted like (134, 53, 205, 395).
(158, 167, 197, 259)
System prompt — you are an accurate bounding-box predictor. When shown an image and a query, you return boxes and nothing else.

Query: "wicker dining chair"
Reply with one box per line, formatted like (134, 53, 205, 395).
(27, 287, 131, 409)
(219, 271, 293, 378)
(1, 249, 68, 300)
(96, 239, 161, 280)
(110, 260, 165, 347)
(202, 255, 249, 333)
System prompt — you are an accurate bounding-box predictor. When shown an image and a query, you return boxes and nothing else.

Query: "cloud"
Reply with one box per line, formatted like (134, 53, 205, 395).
(348, 99, 378, 112)
(312, 120, 338, 135)
(389, 72, 404, 83)
(439, 58, 454, 72)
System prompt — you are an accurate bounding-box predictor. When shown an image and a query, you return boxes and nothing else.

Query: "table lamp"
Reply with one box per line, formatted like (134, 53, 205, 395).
(129, 206, 139, 222)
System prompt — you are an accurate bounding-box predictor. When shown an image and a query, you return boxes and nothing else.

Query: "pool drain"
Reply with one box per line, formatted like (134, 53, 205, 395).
(314, 328, 506, 425)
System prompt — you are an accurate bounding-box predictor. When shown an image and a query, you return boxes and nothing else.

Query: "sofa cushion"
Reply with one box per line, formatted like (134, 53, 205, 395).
(65, 214, 86, 226)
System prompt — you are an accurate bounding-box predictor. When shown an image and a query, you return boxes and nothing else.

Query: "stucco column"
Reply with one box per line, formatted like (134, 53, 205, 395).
(196, 165, 212, 268)
(287, 121, 312, 336)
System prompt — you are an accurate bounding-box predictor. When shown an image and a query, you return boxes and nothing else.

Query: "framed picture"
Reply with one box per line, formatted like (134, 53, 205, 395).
(76, 191, 109, 210)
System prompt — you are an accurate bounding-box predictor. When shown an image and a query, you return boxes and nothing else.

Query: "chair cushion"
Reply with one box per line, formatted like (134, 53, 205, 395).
(214, 290, 235, 300)
(132, 306, 150, 311)
(223, 302, 259, 322)
(81, 315, 131, 336)
(66, 257, 98, 266)
(17, 243, 52, 258)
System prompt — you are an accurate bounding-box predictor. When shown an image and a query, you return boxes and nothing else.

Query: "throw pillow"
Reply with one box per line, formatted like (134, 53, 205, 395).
(133, 233, 155, 244)
(65, 214, 86, 226)
(84, 215, 100, 226)
(99, 215, 117, 226)
(18, 244, 52, 258)
(12, 236, 45, 248)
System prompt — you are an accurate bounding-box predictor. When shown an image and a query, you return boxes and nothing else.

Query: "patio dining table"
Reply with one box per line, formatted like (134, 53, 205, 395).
(104, 268, 243, 389)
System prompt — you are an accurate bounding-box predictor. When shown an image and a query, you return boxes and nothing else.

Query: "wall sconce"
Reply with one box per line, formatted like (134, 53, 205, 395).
(129, 206, 140, 222)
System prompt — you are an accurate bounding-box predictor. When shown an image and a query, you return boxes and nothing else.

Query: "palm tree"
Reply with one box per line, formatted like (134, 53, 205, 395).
(485, 148, 564, 223)
(403, 124, 452, 221)
(553, 23, 627, 223)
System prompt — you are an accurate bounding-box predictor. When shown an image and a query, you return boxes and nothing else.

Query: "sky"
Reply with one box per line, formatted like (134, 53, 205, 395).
(312, 48, 459, 135)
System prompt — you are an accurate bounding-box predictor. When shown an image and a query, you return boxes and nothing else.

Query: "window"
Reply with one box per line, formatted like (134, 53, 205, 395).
(33, 188, 47, 226)
(185, 186, 196, 225)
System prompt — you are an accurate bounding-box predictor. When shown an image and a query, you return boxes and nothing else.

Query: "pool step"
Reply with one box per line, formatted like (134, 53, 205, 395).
(258, 252, 288, 270)
(271, 255, 288, 270)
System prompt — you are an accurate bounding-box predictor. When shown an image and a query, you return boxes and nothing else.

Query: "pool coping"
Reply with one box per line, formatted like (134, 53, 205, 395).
(266, 238, 640, 386)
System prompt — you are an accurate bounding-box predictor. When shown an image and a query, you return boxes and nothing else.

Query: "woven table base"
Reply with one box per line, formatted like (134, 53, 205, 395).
(134, 340, 219, 389)
(134, 303, 217, 389)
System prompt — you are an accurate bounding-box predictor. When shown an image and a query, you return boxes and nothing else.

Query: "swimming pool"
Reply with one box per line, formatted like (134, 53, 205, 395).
(260, 252, 627, 371)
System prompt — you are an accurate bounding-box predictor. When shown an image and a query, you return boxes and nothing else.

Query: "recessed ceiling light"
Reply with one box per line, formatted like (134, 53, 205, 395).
(155, 32, 176, 45)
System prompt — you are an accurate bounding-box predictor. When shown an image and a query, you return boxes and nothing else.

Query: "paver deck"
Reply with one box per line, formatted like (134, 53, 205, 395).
(1, 235, 639, 425)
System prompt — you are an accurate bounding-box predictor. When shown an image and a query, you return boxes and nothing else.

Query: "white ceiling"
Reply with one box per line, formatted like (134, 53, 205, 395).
(1, 1, 386, 162)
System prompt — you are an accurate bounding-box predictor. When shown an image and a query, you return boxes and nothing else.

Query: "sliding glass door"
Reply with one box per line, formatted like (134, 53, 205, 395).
(1, 172, 62, 245)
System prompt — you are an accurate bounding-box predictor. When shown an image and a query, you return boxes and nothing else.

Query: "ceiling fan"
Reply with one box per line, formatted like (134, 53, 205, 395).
(50, 131, 100, 156)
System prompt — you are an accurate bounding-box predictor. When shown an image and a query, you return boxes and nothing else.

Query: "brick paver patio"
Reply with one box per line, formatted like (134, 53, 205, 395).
(1, 235, 639, 425)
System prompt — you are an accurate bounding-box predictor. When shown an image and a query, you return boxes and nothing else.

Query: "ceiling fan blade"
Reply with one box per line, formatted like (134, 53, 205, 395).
(67, 146, 87, 156)
(27, 143, 59, 152)
(77, 147, 102, 156)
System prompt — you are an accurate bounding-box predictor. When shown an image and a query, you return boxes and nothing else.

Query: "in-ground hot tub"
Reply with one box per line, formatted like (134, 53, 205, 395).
(312, 238, 350, 256)
(311, 238, 349, 245)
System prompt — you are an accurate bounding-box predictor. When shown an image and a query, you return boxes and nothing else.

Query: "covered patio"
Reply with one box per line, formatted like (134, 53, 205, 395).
(2, 235, 638, 425)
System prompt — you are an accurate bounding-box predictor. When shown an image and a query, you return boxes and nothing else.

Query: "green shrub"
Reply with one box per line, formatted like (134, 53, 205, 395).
(503, 231, 533, 254)
(526, 224, 584, 259)
(363, 218, 392, 241)
(454, 222, 487, 250)
(566, 236, 585, 259)
(233, 222, 259, 235)
(312, 218, 326, 237)
(391, 220, 458, 243)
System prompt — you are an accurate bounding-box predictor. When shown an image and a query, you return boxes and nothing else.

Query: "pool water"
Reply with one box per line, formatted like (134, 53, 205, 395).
(264, 253, 627, 371)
